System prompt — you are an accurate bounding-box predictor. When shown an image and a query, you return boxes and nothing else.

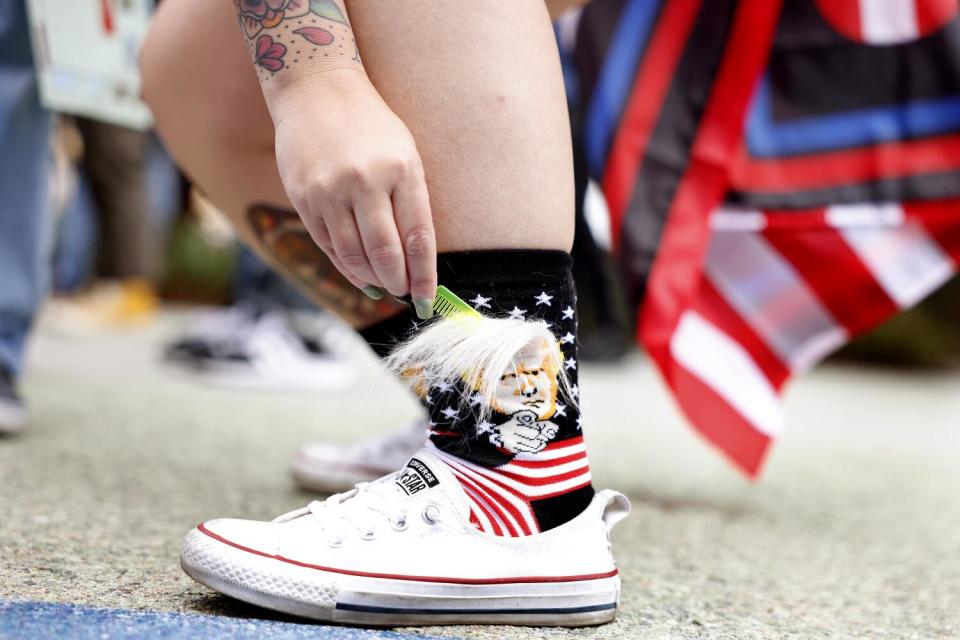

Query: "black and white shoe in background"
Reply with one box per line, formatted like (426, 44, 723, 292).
(0, 368, 27, 434)
(165, 306, 358, 393)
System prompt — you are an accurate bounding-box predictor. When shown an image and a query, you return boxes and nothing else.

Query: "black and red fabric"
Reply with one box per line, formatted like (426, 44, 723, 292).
(572, 0, 960, 476)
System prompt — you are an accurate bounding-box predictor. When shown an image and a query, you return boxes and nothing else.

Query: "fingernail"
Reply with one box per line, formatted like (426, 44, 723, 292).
(362, 286, 384, 300)
(414, 298, 434, 320)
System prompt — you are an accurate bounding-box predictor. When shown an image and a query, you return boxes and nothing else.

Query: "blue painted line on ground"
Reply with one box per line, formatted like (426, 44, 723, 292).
(0, 600, 451, 640)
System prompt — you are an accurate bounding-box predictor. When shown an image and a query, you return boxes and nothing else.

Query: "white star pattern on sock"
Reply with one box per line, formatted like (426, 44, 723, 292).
(570, 384, 579, 398)
(534, 291, 553, 306)
(425, 395, 434, 405)
(561, 306, 575, 320)
(507, 307, 526, 320)
(576, 415, 582, 430)
(560, 332, 575, 345)
(470, 294, 492, 309)
(441, 406, 459, 420)
(555, 403, 567, 417)
(468, 393, 483, 407)
(435, 380, 452, 393)
(476, 420, 494, 434)
(564, 357, 577, 370)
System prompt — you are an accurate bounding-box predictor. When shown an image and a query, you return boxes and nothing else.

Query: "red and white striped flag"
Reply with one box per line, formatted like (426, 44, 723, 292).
(574, 0, 960, 476)
(645, 202, 960, 475)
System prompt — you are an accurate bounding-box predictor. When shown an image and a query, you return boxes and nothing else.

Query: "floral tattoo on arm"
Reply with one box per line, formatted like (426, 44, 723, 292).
(233, 0, 359, 79)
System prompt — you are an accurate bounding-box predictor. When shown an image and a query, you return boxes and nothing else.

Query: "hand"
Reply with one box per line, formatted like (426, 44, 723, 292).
(495, 411, 556, 454)
(272, 70, 437, 318)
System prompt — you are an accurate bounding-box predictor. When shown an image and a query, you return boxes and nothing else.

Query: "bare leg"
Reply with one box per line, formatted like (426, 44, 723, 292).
(141, 0, 573, 322)
(142, 1, 404, 327)
(345, 1, 575, 252)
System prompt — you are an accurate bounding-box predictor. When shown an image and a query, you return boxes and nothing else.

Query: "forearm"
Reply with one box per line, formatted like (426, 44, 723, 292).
(230, 0, 365, 119)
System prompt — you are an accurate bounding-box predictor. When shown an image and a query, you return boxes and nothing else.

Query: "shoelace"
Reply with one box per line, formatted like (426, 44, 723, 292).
(273, 478, 439, 546)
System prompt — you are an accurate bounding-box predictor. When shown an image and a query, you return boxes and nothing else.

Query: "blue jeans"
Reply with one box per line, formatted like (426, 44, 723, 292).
(0, 0, 53, 376)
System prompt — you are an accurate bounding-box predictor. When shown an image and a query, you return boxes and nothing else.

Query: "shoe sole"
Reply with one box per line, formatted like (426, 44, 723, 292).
(181, 527, 619, 627)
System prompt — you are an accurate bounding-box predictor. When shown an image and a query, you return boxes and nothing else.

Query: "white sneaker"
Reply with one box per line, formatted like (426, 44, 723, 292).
(291, 421, 427, 493)
(0, 369, 27, 434)
(181, 448, 630, 627)
(166, 308, 358, 393)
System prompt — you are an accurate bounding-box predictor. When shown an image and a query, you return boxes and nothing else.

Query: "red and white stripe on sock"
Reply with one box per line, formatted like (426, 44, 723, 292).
(431, 437, 592, 537)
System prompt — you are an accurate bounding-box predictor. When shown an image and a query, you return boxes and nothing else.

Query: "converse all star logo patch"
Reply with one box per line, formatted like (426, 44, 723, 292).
(395, 458, 440, 496)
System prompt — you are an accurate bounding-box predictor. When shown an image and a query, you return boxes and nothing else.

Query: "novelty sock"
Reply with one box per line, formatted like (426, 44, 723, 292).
(360, 310, 418, 358)
(404, 250, 593, 536)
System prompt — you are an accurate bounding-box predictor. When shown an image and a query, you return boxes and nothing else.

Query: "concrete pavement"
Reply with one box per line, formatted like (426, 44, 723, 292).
(1, 309, 958, 639)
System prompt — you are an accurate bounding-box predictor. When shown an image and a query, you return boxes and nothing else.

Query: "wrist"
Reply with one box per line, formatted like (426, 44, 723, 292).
(265, 66, 372, 124)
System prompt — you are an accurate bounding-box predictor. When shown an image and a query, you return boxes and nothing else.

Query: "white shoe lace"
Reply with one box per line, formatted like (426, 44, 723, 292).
(273, 478, 438, 547)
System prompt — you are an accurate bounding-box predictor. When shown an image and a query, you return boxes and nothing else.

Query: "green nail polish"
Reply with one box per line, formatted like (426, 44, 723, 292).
(362, 286, 384, 300)
(414, 298, 434, 320)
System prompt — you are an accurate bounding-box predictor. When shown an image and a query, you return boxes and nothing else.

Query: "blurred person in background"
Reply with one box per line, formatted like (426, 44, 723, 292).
(0, 0, 54, 433)
(56, 117, 161, 326)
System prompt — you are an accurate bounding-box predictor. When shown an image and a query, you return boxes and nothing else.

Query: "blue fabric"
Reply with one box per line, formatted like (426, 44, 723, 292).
(0, 0, 53, 375)
(583, 0, 662, 177)
(0, 600, 448, 640)
(745, 76, 960, 158)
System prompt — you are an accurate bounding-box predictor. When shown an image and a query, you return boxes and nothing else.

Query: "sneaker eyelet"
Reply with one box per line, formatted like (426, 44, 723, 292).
(327, 535, 344, 548)
(421, 505, 442, 525)
(391, 515, 409, 531)
(360, 528, 377, 540)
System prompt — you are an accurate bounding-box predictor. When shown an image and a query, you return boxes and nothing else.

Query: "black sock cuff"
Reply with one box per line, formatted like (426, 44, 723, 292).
(437, 250, 572, 288)
(359, 310, 416, 358)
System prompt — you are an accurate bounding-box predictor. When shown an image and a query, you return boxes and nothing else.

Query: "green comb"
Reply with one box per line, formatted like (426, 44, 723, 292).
(433, 285, 483, 319)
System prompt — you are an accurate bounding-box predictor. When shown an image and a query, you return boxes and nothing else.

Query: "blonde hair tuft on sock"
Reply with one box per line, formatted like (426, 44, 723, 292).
(384, 316, 575, 424)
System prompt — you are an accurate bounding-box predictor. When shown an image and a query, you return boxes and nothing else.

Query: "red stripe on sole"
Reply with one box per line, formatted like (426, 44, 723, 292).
(194, 524, 616, 584)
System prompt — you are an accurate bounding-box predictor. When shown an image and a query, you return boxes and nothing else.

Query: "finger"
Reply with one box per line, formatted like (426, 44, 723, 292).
(354, 190, 409, 297)
(323, 203, 384, 290)
(392, 163, 437, 318)
(301, 213, 369, 291)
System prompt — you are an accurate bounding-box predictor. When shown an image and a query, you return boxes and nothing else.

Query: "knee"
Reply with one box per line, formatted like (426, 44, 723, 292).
(139, 14, 270, 152)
